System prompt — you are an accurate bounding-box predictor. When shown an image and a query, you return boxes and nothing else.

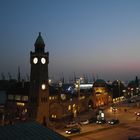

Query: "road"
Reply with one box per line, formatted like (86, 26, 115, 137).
(70, 121, 140, 140)
(56, 98, 140, 140)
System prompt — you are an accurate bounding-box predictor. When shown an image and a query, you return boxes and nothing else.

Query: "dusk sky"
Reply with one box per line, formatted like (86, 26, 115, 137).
(1, 0, 140, 82)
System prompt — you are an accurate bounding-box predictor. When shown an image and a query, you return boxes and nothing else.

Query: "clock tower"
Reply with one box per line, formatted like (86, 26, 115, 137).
(29, 32, 49, 125)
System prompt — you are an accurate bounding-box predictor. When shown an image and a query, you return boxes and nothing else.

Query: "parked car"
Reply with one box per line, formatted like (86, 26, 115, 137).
(108, 119, 119, 125)
(110, 106, 117, 112)
(127, 99, 136, 103)
(80, 119, 89, 125)
(96, 119, 106, 124)
(66, 121, 78, 128)
(135, 112, 140, 116)
(65, 127, 81, 134)
(112, 107, 117, 111)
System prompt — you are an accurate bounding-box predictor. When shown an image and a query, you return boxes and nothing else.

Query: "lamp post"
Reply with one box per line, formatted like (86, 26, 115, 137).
(75, 78, 81, 115)
(77, 79, 80, 100)
(118, 80, 121, 103)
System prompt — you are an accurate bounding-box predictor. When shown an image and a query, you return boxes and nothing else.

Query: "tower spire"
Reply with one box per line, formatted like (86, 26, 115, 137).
(34, 32, 45, 53)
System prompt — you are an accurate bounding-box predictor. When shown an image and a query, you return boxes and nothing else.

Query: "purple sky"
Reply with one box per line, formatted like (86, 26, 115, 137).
(1, 0, 140, 82)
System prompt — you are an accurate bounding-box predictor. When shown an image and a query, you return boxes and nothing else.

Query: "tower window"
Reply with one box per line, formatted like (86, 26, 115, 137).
(68, 105, 71, 111)
(41, 84, 46, 90)
(51, 114, 56, 118)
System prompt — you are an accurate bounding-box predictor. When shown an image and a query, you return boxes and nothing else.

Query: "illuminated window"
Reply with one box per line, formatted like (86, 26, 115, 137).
(73, 104, 75, 108)
(8, 94, 14, 100)
(22, 96, 28, 101)
(49, 96, 51, 100)
(24, 109, 27, 113)
(61, 94, 66, 100)
(79, 96, 85, 100)
(51, 114, 57, 118)
(41, 84, 46, 90)
(68, 105, 71, 111)
(15, 95, 21, 101)
(17, 102, 25, 106)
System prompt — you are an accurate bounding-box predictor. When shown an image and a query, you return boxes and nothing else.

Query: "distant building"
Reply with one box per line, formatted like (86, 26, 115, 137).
(92, 79, 112, 108)
(127, 76, 140, 98)
(6, 81, 29, 123)
(112, 80, 126, 102)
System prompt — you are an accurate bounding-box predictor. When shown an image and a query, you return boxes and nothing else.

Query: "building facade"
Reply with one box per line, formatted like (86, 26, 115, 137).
(92, 79, 112, 108)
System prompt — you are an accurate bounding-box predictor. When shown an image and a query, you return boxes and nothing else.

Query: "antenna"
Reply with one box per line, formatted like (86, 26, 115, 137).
(18, 66, 21, 82)
(26, 73, 30, 81)
(8, 72, 12, 80)
(1, 73, 5, 80)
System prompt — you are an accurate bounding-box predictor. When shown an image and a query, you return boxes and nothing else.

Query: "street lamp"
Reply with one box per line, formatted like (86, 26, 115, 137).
(117, 80, 121, 102)
(75, 79, 80, 99)
(75, 78, 81, 115)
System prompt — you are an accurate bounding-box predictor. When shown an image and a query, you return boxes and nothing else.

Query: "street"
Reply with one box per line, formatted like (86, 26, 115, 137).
(56, 98, 140, 140)
(71, 121, 140, 140)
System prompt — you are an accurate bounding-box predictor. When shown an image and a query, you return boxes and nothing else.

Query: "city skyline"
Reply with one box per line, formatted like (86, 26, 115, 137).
(1, 0, 140, 82)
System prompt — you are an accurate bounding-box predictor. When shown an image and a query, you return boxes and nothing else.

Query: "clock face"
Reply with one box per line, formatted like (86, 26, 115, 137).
(33, 57, 38, 64)
(41, 84, 46, 90)
(41, 57, 46, 64)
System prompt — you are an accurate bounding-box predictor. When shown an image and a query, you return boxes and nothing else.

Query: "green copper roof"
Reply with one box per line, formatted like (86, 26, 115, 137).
(0, 121, 70, 140)
(34, 32, 45, 46)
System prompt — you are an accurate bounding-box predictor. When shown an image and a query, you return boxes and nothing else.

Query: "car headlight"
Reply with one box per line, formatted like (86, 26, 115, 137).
(137, 113, 140, 116)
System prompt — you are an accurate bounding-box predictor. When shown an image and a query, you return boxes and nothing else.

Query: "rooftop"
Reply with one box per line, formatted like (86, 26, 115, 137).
(0, 121, 70, 140)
